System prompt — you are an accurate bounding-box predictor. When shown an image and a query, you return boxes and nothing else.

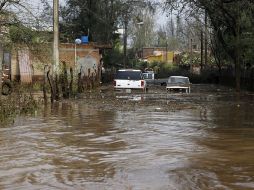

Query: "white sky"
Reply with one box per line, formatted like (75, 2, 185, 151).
(155, 10, 168, 27)
(30, 0, 65, 11)
(29, 0, 168, 28)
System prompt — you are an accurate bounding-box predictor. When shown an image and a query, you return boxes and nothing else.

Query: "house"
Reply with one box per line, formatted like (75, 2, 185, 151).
(9, 43, 103, 84)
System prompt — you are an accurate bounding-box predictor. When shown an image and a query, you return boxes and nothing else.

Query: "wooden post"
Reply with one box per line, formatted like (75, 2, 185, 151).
(0, 44, 3, 98)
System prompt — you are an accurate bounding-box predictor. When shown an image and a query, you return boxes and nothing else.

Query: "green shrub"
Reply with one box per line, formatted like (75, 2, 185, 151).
(0, 85, 39, 125)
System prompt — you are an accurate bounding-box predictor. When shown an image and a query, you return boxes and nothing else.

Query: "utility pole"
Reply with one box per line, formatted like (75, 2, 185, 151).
(53, 0, 59, 73)
(50, 0, 60, 102)
(190, 38, 193, 64)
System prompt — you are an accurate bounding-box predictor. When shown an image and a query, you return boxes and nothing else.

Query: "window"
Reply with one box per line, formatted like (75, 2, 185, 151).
(143, 73, 153, 79)
(168, 77, 189, 84)
(115, 71, 142, 80)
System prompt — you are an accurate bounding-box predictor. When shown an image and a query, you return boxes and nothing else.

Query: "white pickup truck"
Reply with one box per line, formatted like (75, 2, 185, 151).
(114, 69, 147, 92)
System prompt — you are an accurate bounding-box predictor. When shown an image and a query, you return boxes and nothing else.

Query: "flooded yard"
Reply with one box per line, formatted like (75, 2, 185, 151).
(0, 84, 254, 189)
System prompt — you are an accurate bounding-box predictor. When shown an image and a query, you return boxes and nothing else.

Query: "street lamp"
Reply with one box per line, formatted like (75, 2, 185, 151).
(74, 38, 82, 65)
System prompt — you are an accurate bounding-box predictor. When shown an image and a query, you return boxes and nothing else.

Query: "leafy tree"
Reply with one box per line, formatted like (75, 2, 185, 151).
(195, 0, 253, 91)
(129, 8, 156, 50)
(157, 26, 167, 47)
(165, 0, 254, 91)
(60, 0, 156, 65)
(60, 0, 122, 43)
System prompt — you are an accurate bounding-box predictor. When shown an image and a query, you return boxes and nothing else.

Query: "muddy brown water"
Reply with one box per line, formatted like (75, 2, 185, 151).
(0, 85, 254, 190)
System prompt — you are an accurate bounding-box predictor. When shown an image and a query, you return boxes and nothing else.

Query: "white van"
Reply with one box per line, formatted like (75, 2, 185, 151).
(114, 69, 147, 91)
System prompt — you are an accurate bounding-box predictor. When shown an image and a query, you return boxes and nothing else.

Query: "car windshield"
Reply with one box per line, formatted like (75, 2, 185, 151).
(115, 71, 142, 80)
(143, 73, 153, 79)
(168, 77, 189, 84)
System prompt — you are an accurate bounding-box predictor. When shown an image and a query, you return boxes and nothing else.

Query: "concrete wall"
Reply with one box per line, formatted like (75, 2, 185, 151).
(11, 43, 101, 83)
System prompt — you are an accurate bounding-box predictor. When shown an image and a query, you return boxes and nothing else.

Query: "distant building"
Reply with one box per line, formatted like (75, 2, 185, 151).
(138, 47, 174, 63)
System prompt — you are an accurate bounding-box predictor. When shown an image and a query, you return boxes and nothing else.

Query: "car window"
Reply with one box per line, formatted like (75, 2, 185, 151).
(143, 73, 148, 79)
(116, 71, 142, 80)
(168, 77, 189, 84)
(143, 73, 153, 79)
(148, 73, 153, 79)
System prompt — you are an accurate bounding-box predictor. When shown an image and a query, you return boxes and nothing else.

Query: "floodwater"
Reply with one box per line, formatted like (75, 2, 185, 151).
(0, 85, 254, 190)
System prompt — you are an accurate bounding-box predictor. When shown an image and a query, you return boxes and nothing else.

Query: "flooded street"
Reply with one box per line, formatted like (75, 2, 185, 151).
(0, 85, 254, 190)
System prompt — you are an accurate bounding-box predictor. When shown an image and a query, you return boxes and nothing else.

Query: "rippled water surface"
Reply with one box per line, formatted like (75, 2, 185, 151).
(0, 85, 254, 190)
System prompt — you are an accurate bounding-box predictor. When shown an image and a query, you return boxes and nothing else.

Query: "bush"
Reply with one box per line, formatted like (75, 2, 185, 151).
(0, 86, 39, 124)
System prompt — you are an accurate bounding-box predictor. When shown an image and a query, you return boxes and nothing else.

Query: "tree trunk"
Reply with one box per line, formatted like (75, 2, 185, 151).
(123, 17, 128, 68)
(204, 10, 208, 66)
(88, 0, 92, 39)
(251, 68, 254, 91)
(235, 3, 241, 92)
(235, 54, 241, 92)
(0, 44, 3, 98)
(200, 30, 203, 71)
(190, 38, 193, 66)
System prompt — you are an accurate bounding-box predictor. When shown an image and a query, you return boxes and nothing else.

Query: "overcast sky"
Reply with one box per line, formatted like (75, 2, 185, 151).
(29, 0, 168, 28)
